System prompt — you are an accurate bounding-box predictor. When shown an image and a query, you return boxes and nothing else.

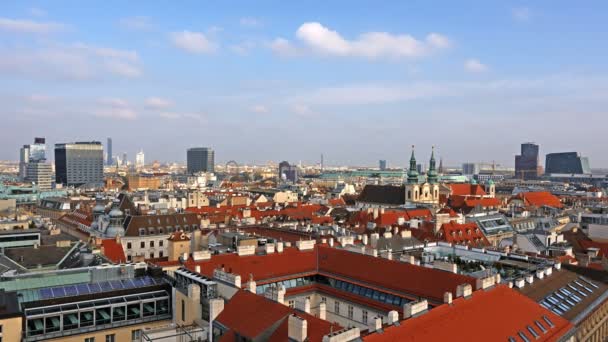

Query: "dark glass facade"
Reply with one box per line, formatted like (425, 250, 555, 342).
(515, 143, 540, 179)
(187, 147, 215, 174)
(545, 152, 591, 174)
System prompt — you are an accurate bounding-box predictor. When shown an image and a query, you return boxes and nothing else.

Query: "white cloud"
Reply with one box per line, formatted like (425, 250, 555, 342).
(0, 43, 142, 80)
(0, 17, 64, 34)
(464, 58, 488, 73)
(512, 7, 531, 22)
(145, 97, 172, 109)
(29, 8, 47, 17)
(170, 31, 217, 54)
(231, 40, 256, 55)
(250, 104, 269, 114)
(273, 22, 450, 59)
(119, 16, 152, 31)
(95, 98, 137, 120)
(240, 17, 262, 28)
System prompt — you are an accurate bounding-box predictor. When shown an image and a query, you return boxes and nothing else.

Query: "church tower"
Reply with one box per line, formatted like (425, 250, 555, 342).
(405, 146, 440, 205)
(407, 145, 419, 184)
(427, 146, 438, 184)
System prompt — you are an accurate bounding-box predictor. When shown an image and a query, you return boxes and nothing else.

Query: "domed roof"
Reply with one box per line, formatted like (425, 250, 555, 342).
(106, 225, 125, 237)
(109, 208, 123, 218)
(487, 179, 495, 185)
(93, 203, 105, 213)
(470, 178, 478, 185)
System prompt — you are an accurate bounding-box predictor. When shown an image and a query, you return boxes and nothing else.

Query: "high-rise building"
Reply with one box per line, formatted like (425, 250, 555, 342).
(106, 138, 113, 165)
(29, 137, 46, 163)
(55, 142, 104, 187)
(25, 162, 52, 190)
(122, 152, 128, 166)
(379, 160, 387, 171)
(545, 152, 591, 174)
(462, 163, 480, 176)
(278, 161, 298, 183)
(136, 150, 145, 168)
(187, 147, 215, 174)
(515, 142, 540, 180)
(19, 145, 30, 180)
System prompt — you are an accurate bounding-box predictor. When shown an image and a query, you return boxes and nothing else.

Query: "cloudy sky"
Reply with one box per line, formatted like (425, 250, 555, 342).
(1, 1, 607, 168)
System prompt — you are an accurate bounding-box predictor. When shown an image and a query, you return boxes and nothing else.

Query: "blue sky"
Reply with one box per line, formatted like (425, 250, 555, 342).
(1, 1, 607, 168)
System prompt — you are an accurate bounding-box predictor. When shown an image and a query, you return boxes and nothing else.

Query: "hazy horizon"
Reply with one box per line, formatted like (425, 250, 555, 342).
(1, 1, 607, 168)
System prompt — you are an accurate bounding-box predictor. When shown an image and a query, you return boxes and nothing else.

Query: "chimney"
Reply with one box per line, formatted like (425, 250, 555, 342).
(195, 265, 201, 273)
(322, 328, 361, 342)
(304, 297, 311, 314)
(525, 275, 534, 284)
(369, 317, 382, 332)
(318, 302, 326, 320)
(182, 252, 189, 261)
(373, 208, 379, 219)
(403, 300, 428, 318)
(443, 292, 453, 305)
(246, 278, 256, 293)
(456, 284, 472, 298)
(400, 230, 411, 238)
(277, 242, 284, 253)
(362, 235, 368, 245)
(554, 262, 561, 270)
(400, 254, 415, 264)
(328, 238, 334, 247)
(288, 315, 307, 342)
(535, 269, 544, 280)
(387, 310, 399, 325)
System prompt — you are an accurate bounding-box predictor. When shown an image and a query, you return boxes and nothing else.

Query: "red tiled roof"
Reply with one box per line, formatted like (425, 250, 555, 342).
(449, 184, 487, 197)
(440, 221, 490, 247)
(241, 227, 316, 244)
(216, 290, 339, 341)
(167, 232, 190, 241)
(579, 240, 608, 258)
(328, 198, 346, 207)
(363, 285, 573, 342)
(101, 239, 127, 264)
(514, 191, 564, 209)
(183, 247, 317, 282)
(317, 246, 476, 303)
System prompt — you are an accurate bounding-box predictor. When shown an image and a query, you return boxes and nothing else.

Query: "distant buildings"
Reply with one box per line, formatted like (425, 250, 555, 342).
(19, 138, 52, 190)
(278, 161, 298, 183)
(136, 149, 145, 168)
(462, 162, 480, 176)
(515, 142, 540, 180)
(55, 141, 104, 187)
(106, 137, 113, 165)
(187, 147, 215, 174)
(379, 160, 387, 171)
(19, 144, 29, 180)
(545, 152, 591, 175)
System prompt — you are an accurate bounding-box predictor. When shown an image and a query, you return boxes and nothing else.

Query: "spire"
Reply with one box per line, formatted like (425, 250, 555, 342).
(407, 145, 419, 184)
(427, 146, 438, 184)
(438, 158, 444, 174)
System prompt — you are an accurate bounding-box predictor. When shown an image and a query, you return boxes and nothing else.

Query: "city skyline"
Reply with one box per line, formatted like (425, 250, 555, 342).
(1, 1, 608, 166)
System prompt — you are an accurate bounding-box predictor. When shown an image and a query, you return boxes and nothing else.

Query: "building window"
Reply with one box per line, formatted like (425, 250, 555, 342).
(159, 251, 164, 258)
(127, 242, 132, 249)
(106, 334, 115, 342)
(159, 240, 164, 247)
(140, 241, 145, 248)
(334, 301, 340, 314)
(288, 300, 295, 308)
(181, 299, 186, 322)
(131, 329, 142, 341)
(150, 241, 155, 248)
(362, 310, 368, 324)
(150, 252, 155, 259)
(348, 305, 353, 319)
(321, 297, 326, 303)
(85, 338, 95, 342)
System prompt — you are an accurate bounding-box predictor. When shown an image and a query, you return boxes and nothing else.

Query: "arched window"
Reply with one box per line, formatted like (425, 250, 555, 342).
(407, 191, 412, 199)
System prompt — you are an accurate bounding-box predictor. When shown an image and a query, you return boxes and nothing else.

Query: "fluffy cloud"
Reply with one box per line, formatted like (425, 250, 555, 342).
(272, 22, 450, 59)
(118, 16, 153, 31)
(0, 17, 64, 34)
(170, 30, 217, 54)
(464, 58, 488, 73)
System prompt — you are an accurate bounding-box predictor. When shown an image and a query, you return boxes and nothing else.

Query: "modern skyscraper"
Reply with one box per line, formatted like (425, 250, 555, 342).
(122, 152, 128, 166)
(26, 162, 52, 190)
(462, 163, 480, 176)
(379, 160, 387, 171)
(545, 152, 591, 174)
(136, 150, 145, 168)
(515, 142, 540, 180)
(28, 137, 46, 163)
(106, 138, 113, 165)
(187, 147, 215, 174)
(19, 145, 30, 180)
(55, 141, 104, 187)
(278, 161, 298, 183)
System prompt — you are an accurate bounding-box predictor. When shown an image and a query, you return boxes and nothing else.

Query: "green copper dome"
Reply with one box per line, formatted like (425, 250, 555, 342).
(407, 145, 419, 184)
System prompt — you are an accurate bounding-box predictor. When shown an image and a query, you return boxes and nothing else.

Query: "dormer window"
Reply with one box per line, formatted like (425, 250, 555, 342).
(139, 228, 146, 236)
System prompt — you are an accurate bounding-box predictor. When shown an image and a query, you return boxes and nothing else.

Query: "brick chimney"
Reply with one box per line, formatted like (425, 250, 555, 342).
(387, 310, 399, 325)
(403, 300, 428, 318)
(288, 315, 307, 342)
(368, 317, 382, 332)
(455, 284, 472, 298)
(277, 241, 284, 253)
(443, 291, 453, 304)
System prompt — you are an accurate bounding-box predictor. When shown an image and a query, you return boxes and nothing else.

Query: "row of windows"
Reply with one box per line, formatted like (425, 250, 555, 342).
(138, 225, 198, 236)
(328, 279, 410, 308)
(126, 250, 163, 261)
(127, 240, 164, 249)
(328, 298, 368, 324)
(256, 276, 315, 295)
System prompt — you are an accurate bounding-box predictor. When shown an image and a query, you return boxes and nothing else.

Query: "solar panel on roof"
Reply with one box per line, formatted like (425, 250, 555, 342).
(109, 280, 123, 289)
(142, 277, 154, 285)
(64, 286, 78, 296)
(133, 278, 145, 287)
(52, 287, 66, 297)
(99, 282, 113, 292)
(580, 277, 599, 289)
(88, 284, 101, 293)
(76, 284, 90, 295)
(122, 279, 136, 288)
(40, 288, 53, 299)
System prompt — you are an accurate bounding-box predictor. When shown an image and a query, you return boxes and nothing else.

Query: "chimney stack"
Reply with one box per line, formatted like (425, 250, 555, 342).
(288, 315, 307, 342)
(387, 310, 399, 325)
(195, 265, 201, 273)
(318, 302, 326, 320)
(443, 292, 453, 304)
(403, 300, 428, 318)
(369, 317, 382, 332)
(277, 242, 284, 253)
(456, 283, 472, 298)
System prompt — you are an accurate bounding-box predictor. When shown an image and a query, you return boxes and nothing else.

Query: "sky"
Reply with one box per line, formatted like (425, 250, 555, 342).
(0, 1, 607, 168)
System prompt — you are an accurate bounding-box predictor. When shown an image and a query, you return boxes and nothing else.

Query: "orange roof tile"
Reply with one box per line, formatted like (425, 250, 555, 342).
(440, 221, 490, 247)
(514, 191, 564, 209)
(101, 239, 126, 264)
(363, 285, 573, 342)
(449, 184, 487, 197)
